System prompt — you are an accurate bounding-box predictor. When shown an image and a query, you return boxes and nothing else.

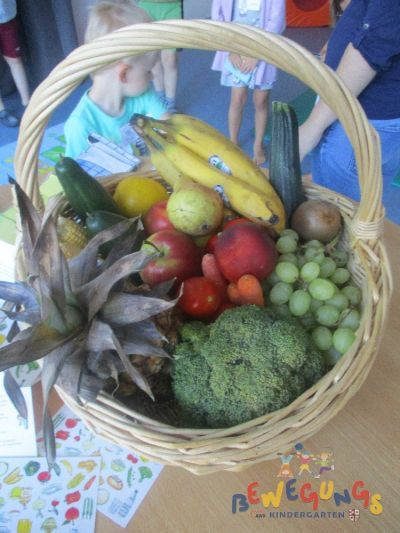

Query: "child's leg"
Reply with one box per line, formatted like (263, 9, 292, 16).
(161, 49, 178, 111)
(4, 56, 30, 106)
(228, 87, 248, 145)
(253, 88, 269, 165)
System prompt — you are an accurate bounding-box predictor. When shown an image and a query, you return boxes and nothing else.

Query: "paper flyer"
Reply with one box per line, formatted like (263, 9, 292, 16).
(0, 455, 100, 532)
(37, 405, 163, 528)
(0, 384, 37, 458)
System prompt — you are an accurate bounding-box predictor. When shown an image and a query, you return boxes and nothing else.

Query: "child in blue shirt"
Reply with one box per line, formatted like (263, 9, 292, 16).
(64, 1, 169, 160)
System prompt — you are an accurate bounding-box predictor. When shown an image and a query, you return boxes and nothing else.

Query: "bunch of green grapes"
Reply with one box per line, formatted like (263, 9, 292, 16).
(266, 229, 362, 367)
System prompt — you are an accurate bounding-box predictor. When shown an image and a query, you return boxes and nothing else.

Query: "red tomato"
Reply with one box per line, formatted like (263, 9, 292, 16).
(222, 217, 251, 230)
(179, 277, 221, 319)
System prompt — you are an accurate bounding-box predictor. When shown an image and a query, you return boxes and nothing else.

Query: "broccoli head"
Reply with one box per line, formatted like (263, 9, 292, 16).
(171, 305, 326, 428)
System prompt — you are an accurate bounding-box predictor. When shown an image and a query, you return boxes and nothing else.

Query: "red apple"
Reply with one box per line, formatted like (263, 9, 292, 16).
(143, 200, 174, 235)
(140, 229, 202, 287)
(214, 222, 278, 282)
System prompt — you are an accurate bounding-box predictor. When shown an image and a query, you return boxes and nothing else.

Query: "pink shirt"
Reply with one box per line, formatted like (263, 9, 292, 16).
(211, 0, 286, 87)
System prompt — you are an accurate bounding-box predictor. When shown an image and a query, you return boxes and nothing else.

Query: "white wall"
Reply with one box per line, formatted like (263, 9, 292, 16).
(71, 0, 212, 45)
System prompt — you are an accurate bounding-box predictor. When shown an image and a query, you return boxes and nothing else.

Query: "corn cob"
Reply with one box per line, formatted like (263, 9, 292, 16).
(56, 216, 89, 259)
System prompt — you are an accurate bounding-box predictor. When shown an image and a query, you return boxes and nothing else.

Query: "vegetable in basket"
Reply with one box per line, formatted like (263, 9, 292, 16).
(171, 305, 327, 428)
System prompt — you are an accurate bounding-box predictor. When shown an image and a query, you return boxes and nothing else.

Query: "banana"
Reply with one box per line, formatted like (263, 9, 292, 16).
(134, 113, 273, 195)
(144, 134, 183, 188)
(137, 123, 285, 231)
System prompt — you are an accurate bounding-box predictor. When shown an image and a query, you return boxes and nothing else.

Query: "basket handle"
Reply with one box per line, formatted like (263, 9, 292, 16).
(15, 20, 383, 235)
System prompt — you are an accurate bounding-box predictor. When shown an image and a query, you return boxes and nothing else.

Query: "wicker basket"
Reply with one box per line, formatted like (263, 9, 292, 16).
(14, 20, 392, 474)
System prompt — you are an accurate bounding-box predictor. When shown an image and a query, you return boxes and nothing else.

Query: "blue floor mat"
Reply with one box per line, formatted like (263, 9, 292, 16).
(0, 122, 66, 186)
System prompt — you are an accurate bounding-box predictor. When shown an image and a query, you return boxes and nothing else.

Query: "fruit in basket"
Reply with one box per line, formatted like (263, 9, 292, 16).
(113, 176, 168, 217)
(131, 113, 272, 194)
(265, 230, 361, 365)
(291, 200, 342, 243)
(171, 305, 326, 428)
(143, 200, 174, 235)
(214, 222, 278, 282)
(140, 229, 202, 287)
(54, 156, 121, 219)
(0, 179, 178, 470)
(132, 114, 286, 232)
(178, 276, 221, 319)
(167, 181, 224, 236)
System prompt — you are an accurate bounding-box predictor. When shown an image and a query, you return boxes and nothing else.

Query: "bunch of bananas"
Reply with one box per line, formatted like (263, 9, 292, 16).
(131, 114, 285, 233)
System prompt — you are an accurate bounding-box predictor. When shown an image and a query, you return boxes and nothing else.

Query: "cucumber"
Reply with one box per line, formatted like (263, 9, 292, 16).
(269, 101, 306, 224)
(86, 210, 127, 238)
(54, 157, 121, 219)
(86, 210, 129, 256)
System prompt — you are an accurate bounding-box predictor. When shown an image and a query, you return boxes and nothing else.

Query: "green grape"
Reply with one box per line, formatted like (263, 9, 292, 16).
(281, 229, 299, 241)
(316, 304, 340, 326)
(289, 290, 311, 317)
(319, 257, 337, 278)
(341, 285, 362, 306)
(339, 309, 361, 330)
(330, 249, 348, 267)
(275, 262, 299, 284)
(266, 270, 281, 286)
(299, 312, 317, 331)
(269, 282, 294, 305)
(310, 298, 323, 313)
(305, 239, 324, 249)
(326, 293, 349, 312)
(297, 254, 307, 268)
(278, 253, 298, 265)
(308, 278, 337, 301)
(276, 236, 298, 254)
(330, 268, 351, 286)
(304, 247, 325, 264)
(333, 327, 356, 354)
(312, 326, 333, 351)
(300, 261, 320, 282)
(324, 347, 342, 366)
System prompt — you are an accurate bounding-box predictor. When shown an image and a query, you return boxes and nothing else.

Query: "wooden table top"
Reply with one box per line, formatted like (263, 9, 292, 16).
(44, 220, 399, 533)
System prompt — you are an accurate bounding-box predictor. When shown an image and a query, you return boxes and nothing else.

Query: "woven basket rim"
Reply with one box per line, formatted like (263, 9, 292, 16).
(13, 20, 392, 473)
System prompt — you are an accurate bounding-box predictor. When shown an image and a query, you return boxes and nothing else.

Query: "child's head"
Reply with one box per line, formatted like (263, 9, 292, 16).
(85, 1, 150, 43)
(86, 1, 158, 97)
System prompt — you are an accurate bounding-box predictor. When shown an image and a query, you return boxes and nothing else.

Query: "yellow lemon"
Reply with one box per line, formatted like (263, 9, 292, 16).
(113, 176, 168, 217)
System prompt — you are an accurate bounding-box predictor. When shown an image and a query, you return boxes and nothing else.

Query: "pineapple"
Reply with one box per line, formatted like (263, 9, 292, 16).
(0, 179, 178, 469)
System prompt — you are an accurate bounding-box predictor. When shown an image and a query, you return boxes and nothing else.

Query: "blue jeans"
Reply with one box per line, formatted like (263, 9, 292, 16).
(311, 118, 400, 201)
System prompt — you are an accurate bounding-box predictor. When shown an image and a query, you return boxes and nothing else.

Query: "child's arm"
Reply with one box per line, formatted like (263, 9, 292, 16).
(263, 0, 286, 35)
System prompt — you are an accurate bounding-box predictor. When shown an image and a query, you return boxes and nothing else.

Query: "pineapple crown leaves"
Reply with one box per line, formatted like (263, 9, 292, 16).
(0, 179, 177, 470)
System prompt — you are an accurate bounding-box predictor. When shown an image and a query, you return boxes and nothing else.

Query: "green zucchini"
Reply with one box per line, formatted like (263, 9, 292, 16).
(54, 157, 121, 219)
(269, 101, 306, 224)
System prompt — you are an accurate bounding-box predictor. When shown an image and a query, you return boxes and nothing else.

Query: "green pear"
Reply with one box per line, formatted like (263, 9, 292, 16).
(167, 181, 224, 236)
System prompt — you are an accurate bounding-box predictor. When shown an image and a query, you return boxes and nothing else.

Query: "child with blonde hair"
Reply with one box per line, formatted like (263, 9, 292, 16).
(64, 0, 169, 159)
